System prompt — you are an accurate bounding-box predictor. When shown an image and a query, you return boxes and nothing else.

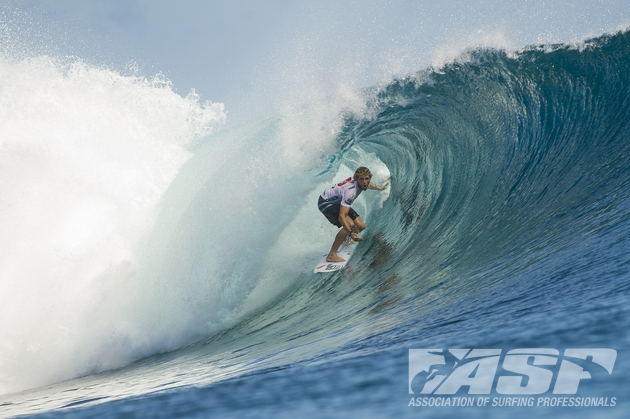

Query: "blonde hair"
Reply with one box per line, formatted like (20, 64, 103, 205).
(353, 166, 372, 179)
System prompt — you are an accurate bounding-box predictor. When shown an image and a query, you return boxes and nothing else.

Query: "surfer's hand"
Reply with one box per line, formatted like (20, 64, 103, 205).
(350, 232, 364, 242)
(380, 177, 391, 190)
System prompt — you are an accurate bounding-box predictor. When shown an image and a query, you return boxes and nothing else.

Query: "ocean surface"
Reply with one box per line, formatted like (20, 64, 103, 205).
(1, 30, 630, 418)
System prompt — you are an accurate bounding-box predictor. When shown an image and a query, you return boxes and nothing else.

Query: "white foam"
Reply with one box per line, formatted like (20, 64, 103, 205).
(0, 56, 225, 395)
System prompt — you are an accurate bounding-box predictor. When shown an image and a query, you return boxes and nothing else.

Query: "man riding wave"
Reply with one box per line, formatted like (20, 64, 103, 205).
(318, 167, 390, 263)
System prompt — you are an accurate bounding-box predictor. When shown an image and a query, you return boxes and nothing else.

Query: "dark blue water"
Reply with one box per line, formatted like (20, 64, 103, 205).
(4, 30, 630, 419)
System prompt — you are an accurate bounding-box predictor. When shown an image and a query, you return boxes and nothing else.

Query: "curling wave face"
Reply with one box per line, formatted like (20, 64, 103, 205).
(2, 31, 630, 415)
(146, 28, 630, 399)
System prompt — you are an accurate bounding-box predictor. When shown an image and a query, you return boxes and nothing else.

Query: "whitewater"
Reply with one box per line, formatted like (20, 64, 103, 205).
(1, 27, 630, 419)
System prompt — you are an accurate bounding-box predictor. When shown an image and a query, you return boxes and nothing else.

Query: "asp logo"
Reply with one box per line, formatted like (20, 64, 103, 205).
(409, 348, 617, 395)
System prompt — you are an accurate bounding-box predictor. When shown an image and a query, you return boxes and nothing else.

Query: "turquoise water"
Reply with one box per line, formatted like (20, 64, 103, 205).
(2, 30, 630, 418)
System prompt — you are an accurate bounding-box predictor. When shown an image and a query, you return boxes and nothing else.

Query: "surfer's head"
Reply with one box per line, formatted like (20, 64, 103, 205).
(354, 167, 372, 190)
(353, 167, 372, 180)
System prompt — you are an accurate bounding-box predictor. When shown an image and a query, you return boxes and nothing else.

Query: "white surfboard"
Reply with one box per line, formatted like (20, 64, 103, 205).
(313, 242, 358, 273)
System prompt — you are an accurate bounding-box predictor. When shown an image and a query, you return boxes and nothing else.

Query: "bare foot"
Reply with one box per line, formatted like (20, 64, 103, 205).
(326, 253, 346, 263)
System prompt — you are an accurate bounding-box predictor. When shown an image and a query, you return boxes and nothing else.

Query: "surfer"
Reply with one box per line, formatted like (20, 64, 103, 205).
(318, 167, 390, 263)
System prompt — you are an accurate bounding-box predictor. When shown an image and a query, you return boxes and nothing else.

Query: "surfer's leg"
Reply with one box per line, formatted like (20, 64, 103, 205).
(327, 228, 348, 263)
(353, 216, 366, 233)
(344, 214, 366, 243)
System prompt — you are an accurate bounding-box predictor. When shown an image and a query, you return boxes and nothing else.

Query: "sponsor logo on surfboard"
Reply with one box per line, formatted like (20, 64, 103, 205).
(315, 264, 343, 271)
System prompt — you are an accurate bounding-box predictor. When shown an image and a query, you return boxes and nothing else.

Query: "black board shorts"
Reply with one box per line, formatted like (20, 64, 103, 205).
(318, 196, 359, 228)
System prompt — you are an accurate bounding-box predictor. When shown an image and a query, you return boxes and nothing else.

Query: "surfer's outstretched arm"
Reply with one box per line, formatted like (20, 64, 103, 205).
(368, 176, 390, 191)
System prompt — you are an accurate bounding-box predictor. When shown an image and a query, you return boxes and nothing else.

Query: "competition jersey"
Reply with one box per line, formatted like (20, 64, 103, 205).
(320, 177, 362, 207)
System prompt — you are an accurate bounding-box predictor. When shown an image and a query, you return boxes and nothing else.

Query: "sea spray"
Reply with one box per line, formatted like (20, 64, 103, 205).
(0, 56, 225, 394)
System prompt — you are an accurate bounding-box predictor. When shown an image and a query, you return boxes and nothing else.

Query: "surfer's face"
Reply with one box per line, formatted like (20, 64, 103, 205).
(356, 175, 371, 191)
